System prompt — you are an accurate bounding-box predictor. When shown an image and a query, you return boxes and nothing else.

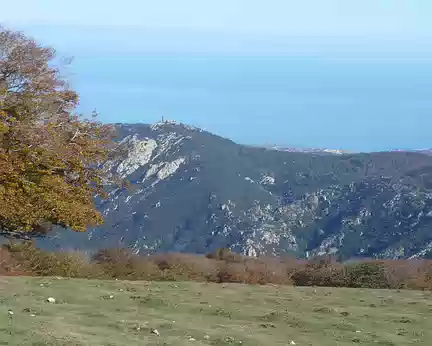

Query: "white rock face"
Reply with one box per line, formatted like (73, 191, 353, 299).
(244, 177, 255, 183)
(157, 158, 186, 180)
(150, 119, 202, 132)
(150, 120, 178, 130)
(152, 132, 185, 161)
(409, 241, 432, 259)
(116, 136, 157, 177)
(144, 162, 165, 180)
(260, 175, 276, 185)
(246, 246, 257, 257)
(261, 231, 280, 245)
(144, 158, 186, 182)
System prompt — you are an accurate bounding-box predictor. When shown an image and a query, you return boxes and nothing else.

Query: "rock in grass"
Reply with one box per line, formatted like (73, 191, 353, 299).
(46, 297, 56, 303)
(150, 329, 160, 336)
(100, 295, 115, 300)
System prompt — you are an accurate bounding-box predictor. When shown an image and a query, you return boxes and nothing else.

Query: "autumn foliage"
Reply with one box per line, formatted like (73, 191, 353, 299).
(0, 27, 116, 236)
(1, 243, 431, 290)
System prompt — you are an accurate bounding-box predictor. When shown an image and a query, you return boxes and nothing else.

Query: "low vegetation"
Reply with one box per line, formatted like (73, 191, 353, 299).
(2, 242, 432, 290)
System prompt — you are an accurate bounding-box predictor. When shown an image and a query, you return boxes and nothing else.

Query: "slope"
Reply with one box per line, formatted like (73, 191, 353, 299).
(36, 121, 432, 259)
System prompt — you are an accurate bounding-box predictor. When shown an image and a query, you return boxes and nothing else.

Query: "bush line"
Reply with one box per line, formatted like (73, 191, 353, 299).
(1, 242, 432, 290)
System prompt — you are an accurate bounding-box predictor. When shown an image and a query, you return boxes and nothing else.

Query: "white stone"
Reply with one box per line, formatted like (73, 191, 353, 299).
(47, 297, 56, 303)
(151, 329, 160, 336)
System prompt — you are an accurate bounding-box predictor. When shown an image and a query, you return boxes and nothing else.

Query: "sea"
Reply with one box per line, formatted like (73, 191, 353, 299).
(70, 56, 432, 152)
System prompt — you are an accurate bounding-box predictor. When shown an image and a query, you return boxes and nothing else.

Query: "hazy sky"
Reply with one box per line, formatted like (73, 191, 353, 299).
(2, 0, 432, 56)
(2, 1, 432, 151)
(3, 0, 428, 32)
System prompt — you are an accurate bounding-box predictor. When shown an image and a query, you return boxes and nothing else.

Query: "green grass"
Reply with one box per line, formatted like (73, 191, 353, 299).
(0, 277, 431, 345)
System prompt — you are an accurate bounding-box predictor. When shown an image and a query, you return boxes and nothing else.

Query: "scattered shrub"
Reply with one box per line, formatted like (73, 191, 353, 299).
(93, 248, 163, 280)
(345, 262, 389, 289)
(5, 241, 96, 278)
(2, 241, 432, 290)
(206, 248, 245, 262)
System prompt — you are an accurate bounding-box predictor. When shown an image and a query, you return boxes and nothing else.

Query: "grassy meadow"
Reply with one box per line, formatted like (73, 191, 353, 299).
(0, 277, 430, 345)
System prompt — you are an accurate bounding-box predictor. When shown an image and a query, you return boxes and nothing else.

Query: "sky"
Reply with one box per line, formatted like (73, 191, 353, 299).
(2, 0, 432, 56)
(2, 1, 432, 151)
(2, 0, 431, 37)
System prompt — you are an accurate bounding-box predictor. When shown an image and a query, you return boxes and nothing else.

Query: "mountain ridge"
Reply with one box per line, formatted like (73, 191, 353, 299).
(32, 120, 432, 260)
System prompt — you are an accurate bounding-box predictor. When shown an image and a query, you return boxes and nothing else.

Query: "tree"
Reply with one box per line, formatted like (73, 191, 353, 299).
(0, 26, 117, 236)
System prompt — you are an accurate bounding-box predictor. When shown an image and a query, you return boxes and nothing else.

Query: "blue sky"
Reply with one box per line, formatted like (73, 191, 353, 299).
(2, 1, 432, 151)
